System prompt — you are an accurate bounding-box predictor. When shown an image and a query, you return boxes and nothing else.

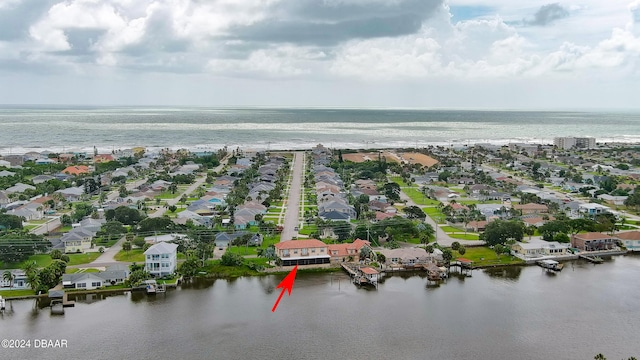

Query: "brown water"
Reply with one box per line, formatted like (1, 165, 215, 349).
(1, 256, 639, 360)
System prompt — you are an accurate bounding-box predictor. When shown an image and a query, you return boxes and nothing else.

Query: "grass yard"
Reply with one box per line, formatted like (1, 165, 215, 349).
(402, 187, 441, 206)
(440, 225, 464, 233)
(448, 233, 481, 240)
(154, 191, 180, 199)
(114, 249, 145, 263)
(0, 289, 37, 297)
(0, 254, 53, 270)
(66, 252, 102, 266)
(298, 225, 318, 236)
(451, 247, 524, 267)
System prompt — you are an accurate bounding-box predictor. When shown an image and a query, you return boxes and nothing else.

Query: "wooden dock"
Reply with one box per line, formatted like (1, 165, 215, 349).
(579, 254, 604, 264)
(341, 263, 379, 287)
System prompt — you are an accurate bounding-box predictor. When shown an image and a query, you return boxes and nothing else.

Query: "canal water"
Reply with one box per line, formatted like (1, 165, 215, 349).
(1, 256, 639, 360)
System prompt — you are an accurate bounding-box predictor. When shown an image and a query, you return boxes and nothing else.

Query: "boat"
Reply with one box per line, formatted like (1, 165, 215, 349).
(537, 259, 564, 272)
(0, 295, 5, 311)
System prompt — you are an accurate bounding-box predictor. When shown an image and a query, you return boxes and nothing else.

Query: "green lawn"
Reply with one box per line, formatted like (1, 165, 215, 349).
(24, 225, 38, 231)
(0, 289, 37, 297)
(28, 219, 49, 224)
(154, 191, 180, 199)
(0, 254, 52, 270)
(114, 249, 146, 262)
(450, 247, 524, 267)
(66, 252, 102, 266)
(402, 187, 441, 206)
(298, 225, 318, 236)
(227, 245, 258, 256)
(441, 225, 464, 233)
(448, 233, 481, 240)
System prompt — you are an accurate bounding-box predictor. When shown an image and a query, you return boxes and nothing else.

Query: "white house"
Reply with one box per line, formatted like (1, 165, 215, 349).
(144, 242, 178, 277)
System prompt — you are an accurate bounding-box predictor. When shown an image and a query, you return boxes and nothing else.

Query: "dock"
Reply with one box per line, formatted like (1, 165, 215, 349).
(341, 263, 380, 287)
(48, 290, 74, 315)
(579, 254, 604, 264)
(537, 259, 564, 272)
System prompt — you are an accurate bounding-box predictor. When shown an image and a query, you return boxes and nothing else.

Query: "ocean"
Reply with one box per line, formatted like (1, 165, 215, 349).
(1, 106, 639, 155)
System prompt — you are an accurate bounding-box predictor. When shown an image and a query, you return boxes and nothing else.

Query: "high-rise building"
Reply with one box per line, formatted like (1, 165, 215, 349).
(553, 137, 596, 150)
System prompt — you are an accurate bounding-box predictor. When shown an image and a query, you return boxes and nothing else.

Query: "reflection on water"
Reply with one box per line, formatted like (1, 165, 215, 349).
(2, 259, 640, 360)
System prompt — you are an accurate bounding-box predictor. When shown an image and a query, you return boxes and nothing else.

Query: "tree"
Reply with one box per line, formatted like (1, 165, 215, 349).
(113, 206, 144, 225)
(381, 182, 401, 202)
(359, 246, 373, 261)
(457, 245, 466, 256)
(2, 270, 14, 290)
(50, 249, 62, 260)
(127, 269, 150, 287)
(425, 244, 434, 254)
(122, 241, 132, 251)
(451, 241, 461, 251)
(179, 259, 200, 277)
(133, 238, 146, 248)
(480, 220, 525, 246)
(168, 205, 177, 213)
(442, 248, 453, 263)
(403, 205, 426, 219)
(98, 221, 126, 240)
(220, 252, 244, 267)
(0, 214, 24, 230)
(624, 192, 640, 212)
(22, 261, 39, 293)
(137, 217, 176, 233)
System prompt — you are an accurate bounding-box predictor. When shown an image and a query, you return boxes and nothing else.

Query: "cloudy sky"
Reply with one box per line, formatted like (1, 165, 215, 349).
(0, 0, 639, 109)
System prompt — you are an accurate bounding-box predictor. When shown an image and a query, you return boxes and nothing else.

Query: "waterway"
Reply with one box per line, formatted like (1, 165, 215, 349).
(1, 256, 639, 360)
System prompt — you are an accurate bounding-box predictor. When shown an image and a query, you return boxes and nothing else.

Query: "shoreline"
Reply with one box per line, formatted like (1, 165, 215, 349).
(5, 254, 631, 301)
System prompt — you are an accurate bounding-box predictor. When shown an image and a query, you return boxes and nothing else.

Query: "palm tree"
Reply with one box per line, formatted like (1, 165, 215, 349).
(3, 270, 14, 290)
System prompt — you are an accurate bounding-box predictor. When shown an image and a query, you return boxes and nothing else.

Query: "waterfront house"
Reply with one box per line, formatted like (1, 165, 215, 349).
(327, 239, 372, 263)
(274, 239, 330, 266)
(378, 247, 434, 268)
(144, 242, 178, 277)
(62, 270, 127, 290)
(0, 270, 29, 289)
(511, 241, 570, 258)
(571, 232, 617, 251)
(615, 231, 640, 251)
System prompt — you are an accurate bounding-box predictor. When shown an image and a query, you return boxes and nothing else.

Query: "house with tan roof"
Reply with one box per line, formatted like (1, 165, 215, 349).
(327, 239, 372, 263)
(615, 231, 640, 251)
(513, 203, 548, 215)
(63, 165, 90, 176)
(274, 239, 330, 266)
(571, 232, 617, 252)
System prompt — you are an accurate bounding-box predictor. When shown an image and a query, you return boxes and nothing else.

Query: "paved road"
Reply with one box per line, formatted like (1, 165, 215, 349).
(150, 176, 207, 218)
(280, 152, 304, 242)
(32, 217, 61, 235)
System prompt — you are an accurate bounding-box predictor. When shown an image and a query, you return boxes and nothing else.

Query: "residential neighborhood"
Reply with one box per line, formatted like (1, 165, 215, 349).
(1, 140, 640, 297)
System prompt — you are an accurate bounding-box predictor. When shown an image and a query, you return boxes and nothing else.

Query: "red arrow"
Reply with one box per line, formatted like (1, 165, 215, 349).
(272, 265, 298, 312)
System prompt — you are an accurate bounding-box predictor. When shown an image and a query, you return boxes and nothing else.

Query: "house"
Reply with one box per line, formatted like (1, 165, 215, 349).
(615, 231, 640, 251)
(32, 174, 55, 184)
(4, 183, 36, 194)
(0, 270, 29, 289)
(144, 242, 178, 276)
(93, 154, 115, 163)
(511, 241, 570, 258)
(0, 170, 16, 177)
(578, 203, 611, 217)
(274, 239, 330, 266)
(55, 186, 85, 202)
(465, 220, 488, 232)
(143, 233, 187, 244)
(571, 232, 617, 251)
(62, 270, 127, 290)
(62, 165, 90, 176)
(377, 247, 435, 267)
(327, 239, 372, 263)
(513, 203, 548, 215)
(597, 194, 628, 206)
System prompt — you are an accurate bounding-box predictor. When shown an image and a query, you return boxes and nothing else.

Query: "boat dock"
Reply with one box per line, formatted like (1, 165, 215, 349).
(579, 254, 604, 264)
(341, 263, 380, 287)
(48, 290, 74, 315)
(0, 295, 5, 311)
(537, 259, 564, 272)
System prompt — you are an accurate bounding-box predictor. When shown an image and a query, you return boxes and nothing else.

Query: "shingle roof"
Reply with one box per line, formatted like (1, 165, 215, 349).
(275, 239, 327, 250)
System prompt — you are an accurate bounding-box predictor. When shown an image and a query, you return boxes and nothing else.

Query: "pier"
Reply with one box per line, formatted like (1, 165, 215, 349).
(341, 263, 380, 287)
(579, 254, 604, 264)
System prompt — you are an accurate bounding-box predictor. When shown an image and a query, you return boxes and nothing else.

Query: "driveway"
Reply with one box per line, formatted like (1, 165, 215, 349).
(89, 235, 127, 266)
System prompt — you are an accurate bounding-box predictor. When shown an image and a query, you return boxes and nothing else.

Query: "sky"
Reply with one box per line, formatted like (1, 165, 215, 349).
(0, 0, 639, 109)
